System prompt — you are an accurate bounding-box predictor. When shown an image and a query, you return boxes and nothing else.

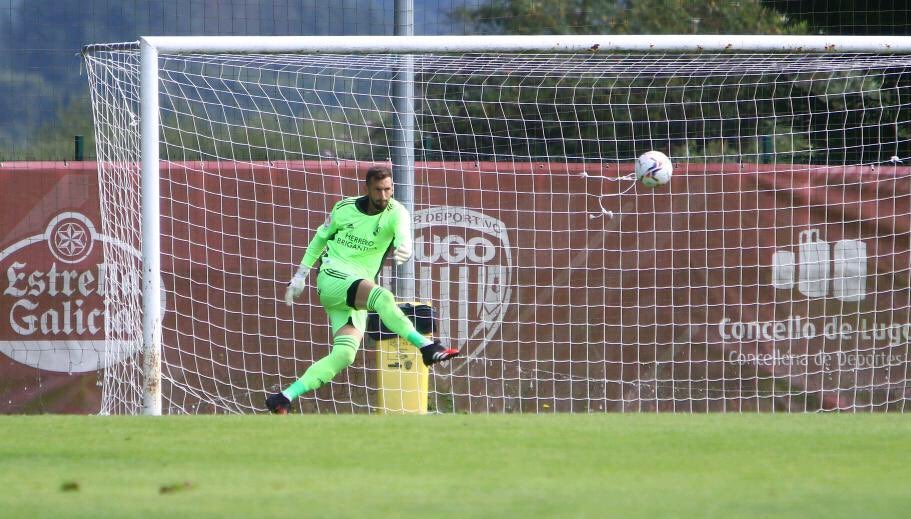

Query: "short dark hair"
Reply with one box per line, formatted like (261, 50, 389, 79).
(365, 165, 392, 185)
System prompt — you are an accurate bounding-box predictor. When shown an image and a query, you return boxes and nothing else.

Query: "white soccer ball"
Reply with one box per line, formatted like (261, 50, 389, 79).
(635, 150, 673, 188)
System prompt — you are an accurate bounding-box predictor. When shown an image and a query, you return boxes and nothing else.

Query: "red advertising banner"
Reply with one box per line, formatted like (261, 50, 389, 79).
(2, 161, 909, 413)
(0, 163, 105, 413)
(405, 162, 911, 411)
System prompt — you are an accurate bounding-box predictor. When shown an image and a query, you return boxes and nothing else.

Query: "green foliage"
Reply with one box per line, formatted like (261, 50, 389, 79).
(623, 0, 807, 35)
(158, 98, 389, 163)
(764, 0, 911, 36)
(434, 1, 909, 165)
(151, 53, 909, 167)
(1, 0, 392, 161)
(416, 60, 911, 165)
(77, 2, 911, 167)
(0, 95, 95, 161)
(0, 70, 56, 158)
(453, 0, 808, 35)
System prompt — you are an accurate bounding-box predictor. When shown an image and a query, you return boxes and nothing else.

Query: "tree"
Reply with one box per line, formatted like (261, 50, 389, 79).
(0, 0, 390, 160)
(452, 0, 808, 35)
(434, 0, 907, 165)
(0, 96, 95, 161)
(0, 71, 59, 160)
(764, 0, 911, 35)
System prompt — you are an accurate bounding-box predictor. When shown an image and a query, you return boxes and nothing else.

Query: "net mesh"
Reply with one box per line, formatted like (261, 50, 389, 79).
(84, 45, 911, 413)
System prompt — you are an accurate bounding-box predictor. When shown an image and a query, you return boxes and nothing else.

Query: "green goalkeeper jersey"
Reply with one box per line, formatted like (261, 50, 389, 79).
(298, 196, 412, 280)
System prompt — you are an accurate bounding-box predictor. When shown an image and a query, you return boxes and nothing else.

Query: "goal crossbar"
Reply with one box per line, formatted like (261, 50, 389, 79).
(80, 34, 911, 56)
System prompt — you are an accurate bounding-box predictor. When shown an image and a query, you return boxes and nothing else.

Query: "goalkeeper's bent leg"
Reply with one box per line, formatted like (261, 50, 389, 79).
(282, 335, 358, 400)
(366, 286, 431, 348)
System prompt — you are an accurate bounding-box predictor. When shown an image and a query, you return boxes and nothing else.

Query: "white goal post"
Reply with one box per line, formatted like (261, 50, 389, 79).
(84, 35, 911, 415)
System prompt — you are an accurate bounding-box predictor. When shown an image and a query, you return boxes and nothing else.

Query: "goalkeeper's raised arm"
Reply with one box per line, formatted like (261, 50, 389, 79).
(267, 165, 459, 414)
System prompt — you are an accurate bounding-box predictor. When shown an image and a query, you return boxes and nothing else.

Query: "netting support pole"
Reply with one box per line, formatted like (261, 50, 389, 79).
(140, 38, 162, 416)
(392, 0, 415, 300)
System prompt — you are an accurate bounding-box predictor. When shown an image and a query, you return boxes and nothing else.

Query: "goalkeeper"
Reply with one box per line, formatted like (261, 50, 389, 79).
(266, 165, 459, 414)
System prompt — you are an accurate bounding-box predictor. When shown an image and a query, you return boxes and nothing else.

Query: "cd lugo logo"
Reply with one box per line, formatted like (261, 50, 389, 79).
(410, 207, 512, 359)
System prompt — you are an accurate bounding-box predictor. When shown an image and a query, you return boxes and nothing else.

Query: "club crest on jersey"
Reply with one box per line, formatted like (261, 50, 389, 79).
(411, 207, 513, 359)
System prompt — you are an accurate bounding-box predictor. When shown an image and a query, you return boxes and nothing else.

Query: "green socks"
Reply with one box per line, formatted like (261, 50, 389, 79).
(366, 286, 431, 348)
(282, 287, 430, 401)
(282, 335, 359, 400)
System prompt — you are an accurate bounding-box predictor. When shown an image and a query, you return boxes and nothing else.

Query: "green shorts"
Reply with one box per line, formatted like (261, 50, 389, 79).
(316, 268, 368, 336)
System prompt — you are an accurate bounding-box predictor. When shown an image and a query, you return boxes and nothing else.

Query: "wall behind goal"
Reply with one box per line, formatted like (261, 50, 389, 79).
(1, 161, 909, 412)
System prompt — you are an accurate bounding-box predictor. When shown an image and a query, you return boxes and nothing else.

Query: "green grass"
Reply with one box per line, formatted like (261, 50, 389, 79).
(1, 415, 908, 518)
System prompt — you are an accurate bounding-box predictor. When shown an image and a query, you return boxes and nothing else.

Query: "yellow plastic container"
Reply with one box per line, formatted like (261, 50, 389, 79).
(369, 302, 434, 415)
(376, 335, 429, 414)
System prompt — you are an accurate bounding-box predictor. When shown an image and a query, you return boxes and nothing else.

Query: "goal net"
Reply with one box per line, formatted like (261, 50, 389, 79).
(83, 36, 911, 414)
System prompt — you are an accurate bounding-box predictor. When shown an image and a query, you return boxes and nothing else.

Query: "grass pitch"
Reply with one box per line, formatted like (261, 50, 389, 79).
(1, 414, 908, 518)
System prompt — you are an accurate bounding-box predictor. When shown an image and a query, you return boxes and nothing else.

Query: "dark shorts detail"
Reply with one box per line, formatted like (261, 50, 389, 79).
(346, 279, 364, 309)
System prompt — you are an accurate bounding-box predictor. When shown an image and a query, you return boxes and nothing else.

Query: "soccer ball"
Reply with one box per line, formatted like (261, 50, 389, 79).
(635, 150, 673, 188)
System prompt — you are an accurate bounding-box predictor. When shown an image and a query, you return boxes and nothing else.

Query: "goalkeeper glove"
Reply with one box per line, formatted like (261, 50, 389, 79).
(393, 243, 412, 265)
(284, 268, 309, 307)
